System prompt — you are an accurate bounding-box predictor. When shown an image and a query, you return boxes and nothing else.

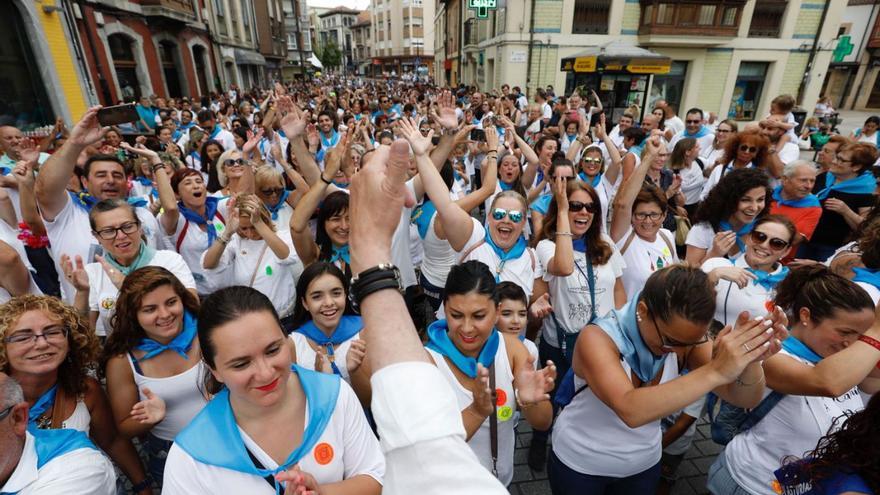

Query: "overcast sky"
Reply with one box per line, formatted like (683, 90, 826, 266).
(307, 0, 370, 10)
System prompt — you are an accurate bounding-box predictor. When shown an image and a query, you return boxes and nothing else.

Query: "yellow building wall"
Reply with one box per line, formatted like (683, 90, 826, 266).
(38, 8, 87, 119)
(621, 2, 640, 34)
(533, 0, 563, 33)
(697, 50, 734, 114)
(529, 46, 558, 90)
(780, 52, 809, 97)
(794, 2, 826, 37)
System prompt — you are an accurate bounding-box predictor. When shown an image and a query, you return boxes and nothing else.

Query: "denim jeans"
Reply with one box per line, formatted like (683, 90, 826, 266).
(706, 449, 752, 495)
(548, 450, 661, 495)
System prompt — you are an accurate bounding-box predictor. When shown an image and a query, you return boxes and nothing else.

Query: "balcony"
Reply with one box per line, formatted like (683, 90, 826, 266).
(463, 18, 477, 48)
(869, 13, 880, 48)
(638, 0, 744, 45)
(748, 0, 786, 38)
(140, 0, 196, 23)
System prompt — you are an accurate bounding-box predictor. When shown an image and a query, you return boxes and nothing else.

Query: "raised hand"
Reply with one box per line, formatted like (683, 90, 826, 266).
(431, 90, 458, 130)
(60, 254, 90, 292)
(96, 255, 125, 289)
(242, 128, 265, 157)
(514, 357, 556, 406)
(710, 312, 776, 383)
(16, 138, 40, 164)
(346, 339, 366, 373)
(397, 117, 432, 156)
(470, 363, 494, 417)
(120, 142, 160, 162)
(130, 387, 166, 425)
(12, 160, 36, 188)
(280, 103, 307, 139)
(323, 132, 349, 179)
(68, 106, 108, 148)
(529, 293, 553, 319)
(553, 174, 569, 212)
(711, 231, 738, 257)
(593, 114, 607, 140)
(485, 125, 499, 152)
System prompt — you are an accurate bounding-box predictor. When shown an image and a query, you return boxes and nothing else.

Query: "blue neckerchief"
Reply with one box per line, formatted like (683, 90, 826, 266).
(105, 242, 156, 277)
(174, 365, 340, 494)
(855, 127, 880, 149)
(27, 385, 57, 429)
(594, 293, 667, 383)
(772, 186, 820, 208)
(134, 311, 198, 361)
(0, 166, 10, 176)
(331, 180, 349, 189)
(189, 151, 201, 166)
(69, 191, 147, 212)
(529, 193, 553, 215)
(320, 130, 339, 150)
(453, 169, 462, 181)
(572, 236, 588, 253)
(209, 125, 222, 140)
(536, 169, 545, 185)
(425, 319, 500, 379)
(566, 134, 577, 143)
(483, 229, 527, 282)
(816, 171, 875, 200)
(32, 428, 98, 469)
(853, 267, 880, 290)
(127, 196, 148, 208)
(499, 180, 514, 191)
(149, 188, 159, 200)
(329, 244, 350, 265)
(719, 219, 755, 253)
(265, 189, 290, 221)
(628, 140, 645, 158)
(781, 335, 822, 364)
(683, 126, 710, 139)
(578, 172, 601, 188)
(411, 200, 437, 239)
(179, 196, 222, 247)
(172, 129, 182, 141)
(295, 315, 362, 377)
(746, 266, 789, 291)
(135, 176, 153, 186)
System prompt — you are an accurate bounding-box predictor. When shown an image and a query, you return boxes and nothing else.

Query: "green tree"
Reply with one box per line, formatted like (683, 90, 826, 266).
(318, 41, 342, 69)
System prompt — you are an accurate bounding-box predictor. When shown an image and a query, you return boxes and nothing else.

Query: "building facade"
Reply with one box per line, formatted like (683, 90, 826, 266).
(434, 0, 461, 85)
(203, 0, 266, 90)
(317, 6, 361, 71)
(283, 0, 314, 78)
(351, 11, 374, 75)
(823, 0, 880, 111)
(370, 0, 435, 76)
(438, 0, 842, 123)
(254, 0, 288, 83)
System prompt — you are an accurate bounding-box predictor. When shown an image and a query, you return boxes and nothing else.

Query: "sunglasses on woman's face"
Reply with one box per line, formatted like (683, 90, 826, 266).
(224, 158, 248, 167)
(749, 230, 789, 251)
(739, 144, 758, 154)
(582, 157, 602, 165)
(491, 208, 524, 223)
(261, 187, 285, 196)
(569, 201, 599, 214)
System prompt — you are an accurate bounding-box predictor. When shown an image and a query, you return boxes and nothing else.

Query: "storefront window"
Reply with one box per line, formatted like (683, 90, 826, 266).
(728, 62, 769, 121)
(648, 61, 687, 113)
(0, 2, 54, 130)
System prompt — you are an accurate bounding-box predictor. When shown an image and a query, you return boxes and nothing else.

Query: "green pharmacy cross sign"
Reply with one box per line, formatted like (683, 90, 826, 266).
(833, 35, 854, 64)
(468, 0, 496, 18)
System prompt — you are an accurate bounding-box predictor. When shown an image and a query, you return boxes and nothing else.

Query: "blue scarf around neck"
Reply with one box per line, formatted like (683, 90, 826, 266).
(265, 190, 290, 221)
(174, 365, 340, 494)
(719, 219, 755, 253)
(105, 242, 157, 277)
(578, 172, 601, 188)
(425, 319, 500, 379)
(853, 267, 880, 290)
(683, 126, 710, 139)
(815, 171, 875, 200)
(134, 311, 198, 361)
(179, 196, 222, 247)
(32, 428, 98, 469)
(411, 200, 437, 239)
(484, 229, 527, 281)
(27, 385, 57, 428)
(781, 335, 822, 365)
(70, 191, 147, 212)
(746, 266, 789, 291)
(593, 293, 667, 383)
(499, 180, 514, 191)
(329, 244, 350, 265)
(295, 315, 362, 376)
(772, 186, 820, 208)
(530, 193, 553, 215)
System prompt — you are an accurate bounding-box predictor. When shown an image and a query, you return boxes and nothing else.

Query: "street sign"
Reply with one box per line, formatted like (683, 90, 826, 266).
(468, 0, 496, 18)
(833, 35, 854, 63)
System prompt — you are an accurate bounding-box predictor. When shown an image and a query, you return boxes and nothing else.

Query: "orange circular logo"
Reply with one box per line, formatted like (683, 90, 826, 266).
(764, 300, 775, 313)
(313, 442, 334, 465)
(495, 388, 507, 406)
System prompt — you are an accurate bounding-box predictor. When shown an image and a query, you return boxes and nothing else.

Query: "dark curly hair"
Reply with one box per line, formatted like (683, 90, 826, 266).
(0, 295, 99, 398)
(101, 266, 200, 369)
(781, 393, 880, 493)
(539, 180, 612, 265)
(721, 130, 769, 169)
(694, 167, 772, 232)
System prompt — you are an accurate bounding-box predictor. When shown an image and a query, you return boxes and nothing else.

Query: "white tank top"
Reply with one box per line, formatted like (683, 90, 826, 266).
(427, 335, 517, 486)
(552, 353, 679, 477)
(289, 331, 360, 383)
(127, 355, 209, 441)
(61, 399, 91, 435)
(419, 214, 458, 288)
(724, 349, 864, 494)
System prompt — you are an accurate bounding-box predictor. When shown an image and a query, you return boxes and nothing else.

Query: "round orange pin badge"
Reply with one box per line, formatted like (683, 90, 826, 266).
(314, 442, 334, 465)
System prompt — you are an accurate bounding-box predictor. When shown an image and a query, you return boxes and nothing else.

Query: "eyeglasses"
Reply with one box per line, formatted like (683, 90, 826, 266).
(569, 201, 599, 214)
(260, 187, 285, 196)
(749, 230, 789, 251)
(491, 208, 524, 223)
(0, 405, 13, 422)
(651, 313, 709, 348)
(93, 221, 140, 240)
(833, 155, 853, 165)
(739, 145, 758, 153)
(224, 158, 248, 167)
(3, 326, 68, 345)
(685, 120, 702, 125)
(582, 157, 602, 165)
(633, 211, 663, 221)
(717, 129, 732, 134)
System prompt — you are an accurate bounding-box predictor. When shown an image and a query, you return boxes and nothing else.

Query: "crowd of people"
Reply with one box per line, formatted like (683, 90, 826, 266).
(0, 76, 879, 495)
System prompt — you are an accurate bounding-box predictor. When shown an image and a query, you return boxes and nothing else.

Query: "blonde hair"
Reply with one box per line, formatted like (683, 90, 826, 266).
(254, 165, 284, 190)
(490, 190, 528, 211)
(215, 149, 242, 188)
(235, 193, 276, 230)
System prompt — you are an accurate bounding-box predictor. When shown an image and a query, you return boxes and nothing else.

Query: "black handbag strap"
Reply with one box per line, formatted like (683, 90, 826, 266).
(488, 363, 499, 478)
(246, 446, 277, 490)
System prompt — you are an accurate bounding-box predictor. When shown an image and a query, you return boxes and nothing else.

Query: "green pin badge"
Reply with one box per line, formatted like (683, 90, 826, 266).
(266, 266, 273, 276)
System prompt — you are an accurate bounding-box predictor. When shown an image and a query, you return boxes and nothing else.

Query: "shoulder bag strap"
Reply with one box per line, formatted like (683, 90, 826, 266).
(488, 363, 499, 478)
(658, 230, 676, 255)
(176, 220, 190, 253)
(245, 447, 277, 490)
(573, 253, 596, 322)
(458, 238, 486, 264)
(49, 385, 69, 429)
(248, 243, 271, 287)
(619, 230, 637, 255)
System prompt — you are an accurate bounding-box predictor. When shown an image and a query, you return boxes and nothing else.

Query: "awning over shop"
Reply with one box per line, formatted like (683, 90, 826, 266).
(234, 48, 266, 66)
(560, 41, 671, 75)
(308, 54, 324, 69)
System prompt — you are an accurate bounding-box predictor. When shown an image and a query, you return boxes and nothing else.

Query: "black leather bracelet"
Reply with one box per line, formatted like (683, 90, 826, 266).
(320, 174, 332, 185)
(350, 264, 403, 311)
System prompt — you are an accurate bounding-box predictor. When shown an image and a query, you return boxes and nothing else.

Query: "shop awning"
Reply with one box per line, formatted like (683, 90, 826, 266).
(234, 48, 266, 66)
(308, 54, 324, 69)
(560, 41, 671, 74)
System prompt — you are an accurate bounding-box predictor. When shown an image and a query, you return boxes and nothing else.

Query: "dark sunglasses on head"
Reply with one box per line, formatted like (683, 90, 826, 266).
(491, 208, 524, 223)
(569, 201, 599, 214)
(261, 187, 285, 196)
(739, 144, 758, 153)
(749, 230, 789, 251)
(224, 158, 248, 167)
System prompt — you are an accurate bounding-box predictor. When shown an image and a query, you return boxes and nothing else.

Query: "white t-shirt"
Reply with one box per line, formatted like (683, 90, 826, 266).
(0, 432, 116, 495)
(289, 331, 361, 383)
(161, 211, 228, 295)
(541, 102, 552, 120)
(668, 132, 715, 159)
(724, 350, 864, 495)
(536, 236, 625, 348)
(700, 144, 726, 170)
(0, 220, 42, 303)
(616, 227, 677, 298)
(664, 115, 685, 136)
(202, 230, 302, 317)
(459, 218, 542, 300)
(86, 249, 196, 336)
(42, 194, 161, 303)
(163, 380, 385, 494)
(776, 141, 800, 167)
(676, 161, 707, 206)
(701, 255, 778, 326)
(685, 222, 715, 251)
(855, 281, 880, 306)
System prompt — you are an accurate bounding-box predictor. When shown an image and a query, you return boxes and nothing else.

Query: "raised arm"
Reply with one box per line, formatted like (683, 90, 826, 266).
(289, 140, 345, 266)
(35, 106, 107, 221)
(428, 90, 461, 169)
(610, 135, 658, 242)
(544, 176, 574, 276)
(596, 114, 623, 185)
(500, 116, 539, 188)
(11, 147, 44, 234)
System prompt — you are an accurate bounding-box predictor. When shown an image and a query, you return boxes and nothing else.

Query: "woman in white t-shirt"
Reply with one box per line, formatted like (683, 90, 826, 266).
(62, 199, 197, 337)
(610, 136, 678, 298)
(548, 265, 788, 494)
(668, 137, 706, 215)
(163, 286, 384, 494)
(287, 262, 370, 405)
(253, 165, 307, 230)
(202, 194, 302, 324)
(103, 267, 209, 488)
(686, 168, 772, 266)
(700, 119, 737, 177)
(702, 215, 795, 328)
(565, 114, 623, 234)
(425, 261, 555, 486)
(708, 266, 880, 495)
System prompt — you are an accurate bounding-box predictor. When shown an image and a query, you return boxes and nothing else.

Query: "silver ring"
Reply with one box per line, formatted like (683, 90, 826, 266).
(743, 343, 751, 352)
